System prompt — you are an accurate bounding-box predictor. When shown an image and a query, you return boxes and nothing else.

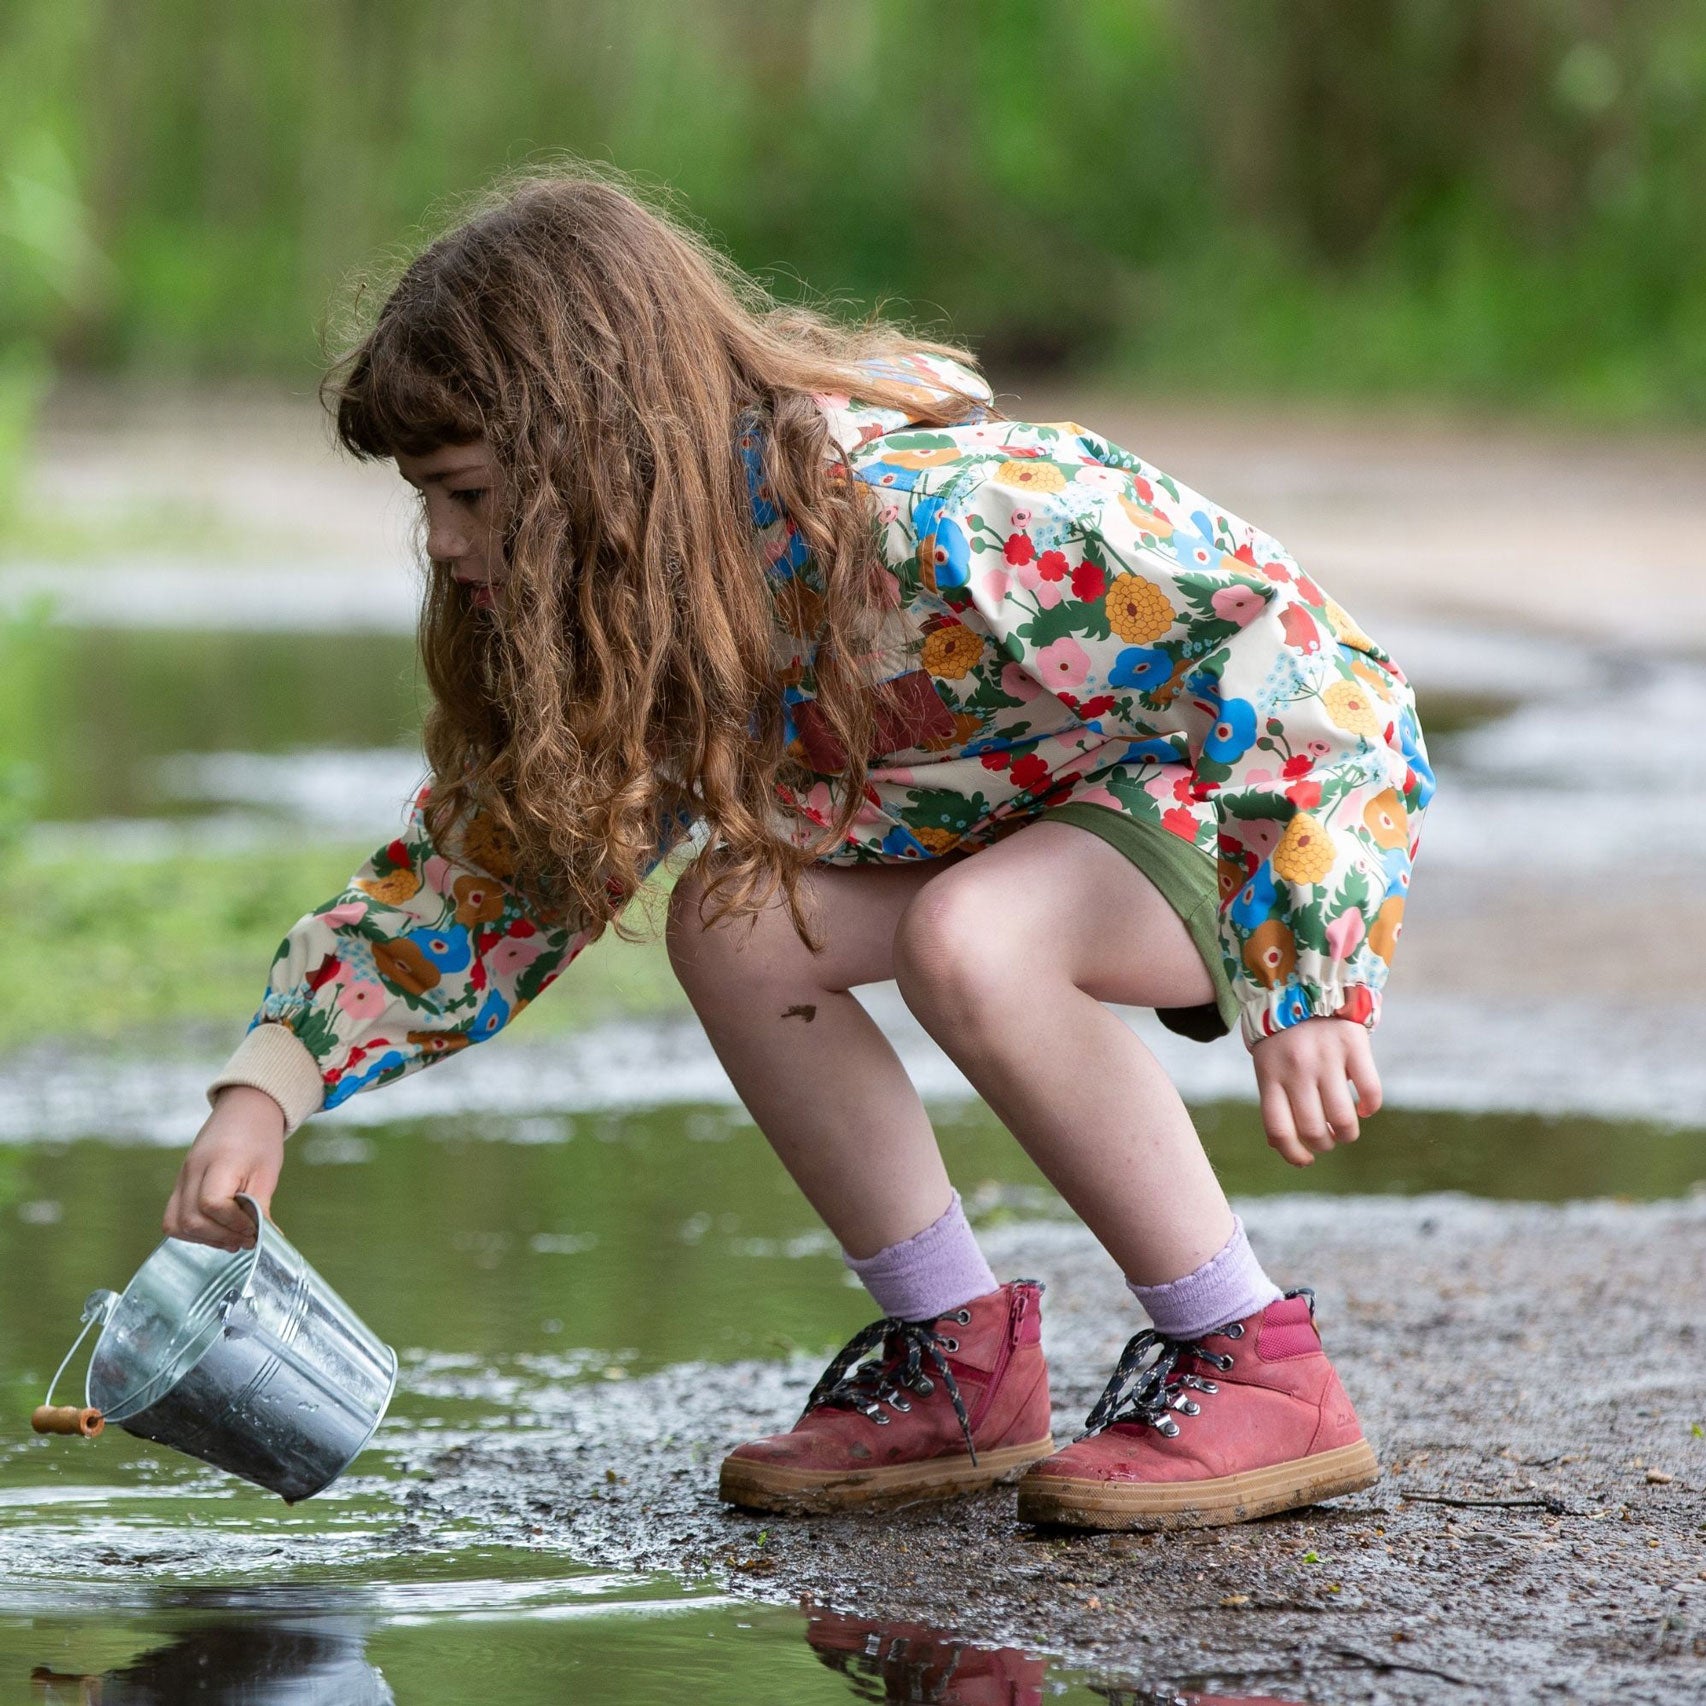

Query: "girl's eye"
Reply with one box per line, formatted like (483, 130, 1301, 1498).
(449, 489, 485, 506)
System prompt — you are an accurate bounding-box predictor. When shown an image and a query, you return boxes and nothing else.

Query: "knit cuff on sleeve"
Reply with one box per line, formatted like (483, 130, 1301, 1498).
(206, 1023, 326, 1137)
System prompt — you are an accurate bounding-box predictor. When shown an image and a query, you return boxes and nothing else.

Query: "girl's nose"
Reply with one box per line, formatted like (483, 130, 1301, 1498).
(427, 518, 471, 561)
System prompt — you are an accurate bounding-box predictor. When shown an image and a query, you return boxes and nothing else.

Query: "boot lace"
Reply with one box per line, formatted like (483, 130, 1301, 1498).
(802, 1311, 978, 1463)
(1079, 1288, 1313, 1441)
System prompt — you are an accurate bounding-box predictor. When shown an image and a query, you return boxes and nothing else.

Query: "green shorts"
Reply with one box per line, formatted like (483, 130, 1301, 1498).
(1039, 800, 1238, 1044)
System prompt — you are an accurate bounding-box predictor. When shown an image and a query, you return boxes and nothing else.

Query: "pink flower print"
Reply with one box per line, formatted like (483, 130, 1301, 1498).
(488, 936, 546, 982)
(320, 901, 367, 928)
(1033, 580, 1064, 610)
(1014, 557, 1043, 593)
(1000, 662, 1042, 703)
(1243, 820, 1284, 857)
(1073, 466, 1126, 491)
(1211, 585, 1267, 627)
(813, 391, 851, 411)
(1008, 506, 1033, 528)
(337, 981, 389, 1021)
(1244, 767, 1275, 785)
(981, 565, 1013, 603)
(1307, 739, 1333, 758)
(1072, 784, 1122, 811)
(1034, 636, 1091, 691)
(424, 856, 455, 895)
(877, 502, 900, 526)
(1325, 908, 1366, 961)
(1142, 771, 1176, 802)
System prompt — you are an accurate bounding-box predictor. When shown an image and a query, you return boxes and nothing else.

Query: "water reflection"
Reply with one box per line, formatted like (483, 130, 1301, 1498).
(29, 1619, 392, 1705)
(802, 1608, 1296, 1706)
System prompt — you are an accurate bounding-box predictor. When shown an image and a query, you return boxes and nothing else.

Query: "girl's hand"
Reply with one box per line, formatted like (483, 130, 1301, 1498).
(163, 1086, 287, 1250)
(1251, 1017, 1382, 1167)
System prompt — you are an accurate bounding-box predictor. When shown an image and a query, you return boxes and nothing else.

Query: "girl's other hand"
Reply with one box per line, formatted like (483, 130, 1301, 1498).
(1251, 1017, 1383, 1168)
(163, 1086, 287, 1250)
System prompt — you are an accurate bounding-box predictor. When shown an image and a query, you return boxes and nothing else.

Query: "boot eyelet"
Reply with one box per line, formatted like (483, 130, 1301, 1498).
(916, 1377, 934, 1394)
(1225, 1322, 1245, 1339)
(954, 1310, 972, 1325)
(1160, 1418, 1180, 1438)
(891, 1398, 911, 1413)
(1200, 1380, 1218, 1394)
(1180, 1399, 1200, 1416)
(873, 1413, 890, 1425)
(940, 1337, 959, 1353)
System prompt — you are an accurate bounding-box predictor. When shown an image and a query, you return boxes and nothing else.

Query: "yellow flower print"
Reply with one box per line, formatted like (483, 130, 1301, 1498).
(358, 868, 421, 905)
(1117, 494, 1174, 539)
(921, 623, 983, 680)
(1361, 789, 1409, 851)
(1105, 574, 1176, 644)
(1368, 895, 1405, 963)
(462, 811, 519, 879)
(1323, 597, 1374, 649)
(884, 447, 962, 469)
(1350, 655, 1396, 701)
(992, 458, 1067, 493)
(1243, 919, 1297, 988)
(1272, 813, 1335, 885)
(374, 937, 440, 995)
(912, 825, 962, 854)
(919, 710, 986, 754)
(1322, 678, 1383, 739)
(453, 872, 506, 925)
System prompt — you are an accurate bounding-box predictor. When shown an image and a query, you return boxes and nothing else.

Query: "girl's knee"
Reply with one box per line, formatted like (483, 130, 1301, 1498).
(665, 869, 800, 994)
(892, 867, 1025, 1027)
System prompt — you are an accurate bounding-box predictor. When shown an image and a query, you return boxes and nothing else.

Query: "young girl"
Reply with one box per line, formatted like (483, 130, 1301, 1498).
(162, 170, 1433, 1531)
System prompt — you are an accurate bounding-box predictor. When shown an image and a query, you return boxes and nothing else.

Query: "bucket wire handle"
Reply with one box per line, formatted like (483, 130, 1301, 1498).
(31, 1291, 118, 1438)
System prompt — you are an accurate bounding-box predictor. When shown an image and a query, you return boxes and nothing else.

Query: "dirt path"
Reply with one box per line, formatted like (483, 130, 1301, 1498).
(402, 1194, 1706, 1704)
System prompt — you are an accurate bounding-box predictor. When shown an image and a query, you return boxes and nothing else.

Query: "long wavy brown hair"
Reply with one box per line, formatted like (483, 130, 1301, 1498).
(322, 165, 989, 943)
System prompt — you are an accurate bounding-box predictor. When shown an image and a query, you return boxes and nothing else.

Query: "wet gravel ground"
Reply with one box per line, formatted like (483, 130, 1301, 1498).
(399, 1193, 1706, 1704)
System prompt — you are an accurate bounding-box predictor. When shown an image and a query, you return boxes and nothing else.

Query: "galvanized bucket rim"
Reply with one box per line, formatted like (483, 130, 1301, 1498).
(84, 1192, 272, 1424)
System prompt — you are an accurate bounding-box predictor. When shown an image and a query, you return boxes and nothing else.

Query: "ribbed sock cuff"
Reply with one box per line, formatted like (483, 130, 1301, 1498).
(1126, 1215, 1283, 1340)
(843, 1190, 999, 1323)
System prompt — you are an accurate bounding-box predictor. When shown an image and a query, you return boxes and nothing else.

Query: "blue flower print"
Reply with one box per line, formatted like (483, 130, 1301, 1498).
(1271, 980, 1313, 1030)
(1230, 862, 1278, 931)
(1202, 697, 1257, 763)
(325, 1048, 406, 1109)
(1380, 844, 1411, 898)
(879, 823, 930, 858)
(1117, 736, 1181, 765)
(1170, 509, 1224, 573)
(406, 925, 472, 976)
(1110, 647, 1172, 692)
(860, 460, 926, 493)
(472, 989, 511, 1041)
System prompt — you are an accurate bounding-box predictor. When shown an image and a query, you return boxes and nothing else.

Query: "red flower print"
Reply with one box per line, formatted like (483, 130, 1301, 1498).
(1004, 533, 1035, 566)
(1171, 775, 1195, 803)
(1078, 694, 1117, 719)
(1295, 574, 1325, 606)
(1009, 753, 1050, 791)
(1036, 549, 1069, 582)
(1233, 541, 1258, 566)
(470, 960, 488, 991)
(1261, 561, 1292, 583)
(1071, 560, 1107, 601)
(1337, 986, 1375, 1025)
(1280, 606, 1321, 655)
(1133, 477, 1154, 503)
(1281, 754, 1313, 779)
(1285, 780, 1323, 809)
(307, 953, 342, 992)
(509, 918, 536, 937)
(1162, 805, 1198, 840)
(385, 838, 409, 868)
(981, 749, 1012, 771)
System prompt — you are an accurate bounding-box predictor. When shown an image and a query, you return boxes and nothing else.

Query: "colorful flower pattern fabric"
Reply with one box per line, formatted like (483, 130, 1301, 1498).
(237, 352, 1433, 1115)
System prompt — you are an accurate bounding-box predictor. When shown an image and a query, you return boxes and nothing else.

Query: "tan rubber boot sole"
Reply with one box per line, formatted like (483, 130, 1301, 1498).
(1016, 1438, 1380, 1531)
(719, 1435, 1056, 1514)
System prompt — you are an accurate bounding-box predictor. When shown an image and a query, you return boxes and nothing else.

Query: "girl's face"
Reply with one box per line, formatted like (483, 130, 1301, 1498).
(396, 438, 503, 606)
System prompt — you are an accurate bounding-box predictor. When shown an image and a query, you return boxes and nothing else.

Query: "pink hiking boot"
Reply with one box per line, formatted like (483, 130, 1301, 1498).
(1016, 1289, 1378, 1530)
(719, 1280, 1054, 1513)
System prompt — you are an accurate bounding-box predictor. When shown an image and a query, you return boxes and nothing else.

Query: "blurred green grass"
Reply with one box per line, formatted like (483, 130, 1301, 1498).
(2, 1, 1704, 419)
(1, 840, 688, 1050)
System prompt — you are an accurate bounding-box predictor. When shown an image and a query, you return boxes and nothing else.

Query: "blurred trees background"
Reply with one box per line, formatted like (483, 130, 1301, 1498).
(3, 0, 1704, 416)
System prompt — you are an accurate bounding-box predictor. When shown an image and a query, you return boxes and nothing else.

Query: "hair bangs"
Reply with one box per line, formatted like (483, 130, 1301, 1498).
(326, 311, 488, 461)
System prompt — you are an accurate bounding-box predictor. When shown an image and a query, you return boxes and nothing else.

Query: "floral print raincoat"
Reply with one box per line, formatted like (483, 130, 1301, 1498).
(211, 354, 1434, 1133)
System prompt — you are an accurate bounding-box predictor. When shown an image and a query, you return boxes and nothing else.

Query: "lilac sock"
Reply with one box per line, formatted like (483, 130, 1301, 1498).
(1126, 1215, 1282, 1340)
(843, 1191, 999, 1322)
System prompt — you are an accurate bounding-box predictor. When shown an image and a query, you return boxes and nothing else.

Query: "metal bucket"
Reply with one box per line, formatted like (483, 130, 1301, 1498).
(35, 1193, 396, 1502)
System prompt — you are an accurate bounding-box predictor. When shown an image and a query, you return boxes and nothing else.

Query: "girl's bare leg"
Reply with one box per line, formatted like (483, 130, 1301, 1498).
(666, 858, 961, 1258)
(890, 820, 1233, 1284)
(669, 820, 1235, 1285)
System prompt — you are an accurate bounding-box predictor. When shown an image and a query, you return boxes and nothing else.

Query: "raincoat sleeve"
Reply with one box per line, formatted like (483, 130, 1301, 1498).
(206, 784, 673, 1132)
(943, 449, 1431, 1049)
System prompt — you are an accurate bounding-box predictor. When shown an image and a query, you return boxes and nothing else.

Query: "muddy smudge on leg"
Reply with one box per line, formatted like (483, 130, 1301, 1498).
(781, 1004, 817, 1022)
